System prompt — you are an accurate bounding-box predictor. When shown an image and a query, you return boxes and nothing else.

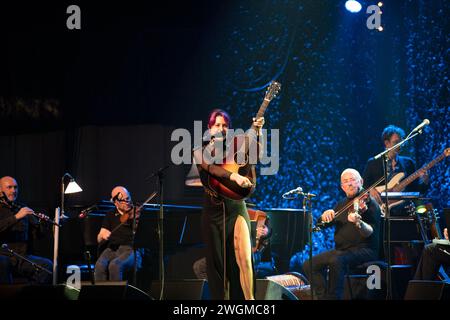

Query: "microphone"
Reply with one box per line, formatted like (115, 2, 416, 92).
(78, 204, 97, 219)
(411, 119, 430, 133)
(282, 187, 303, 198)
(1, 244, 11, 254)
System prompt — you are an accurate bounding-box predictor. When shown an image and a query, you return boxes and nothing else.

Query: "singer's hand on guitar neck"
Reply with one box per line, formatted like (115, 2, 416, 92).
(14, 207, 34, 220)
(252, 117, 265, 135)
(230, 173, 252, 188)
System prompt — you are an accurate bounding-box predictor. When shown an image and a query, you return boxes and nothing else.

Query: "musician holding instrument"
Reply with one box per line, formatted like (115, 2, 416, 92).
(414, 228, 450, 280)
(193, 109, 265, 300)
(0, 176, 52, 284)
(94, 186, 142, 281)
(303, 169, 381, 300)
(362, 125, 429, 214)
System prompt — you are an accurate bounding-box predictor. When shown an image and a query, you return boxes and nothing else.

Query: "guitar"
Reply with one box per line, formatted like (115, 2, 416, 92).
(208, 81, 281, 200)
(374, 148, 450, 213)
(424, 207, 450, 282)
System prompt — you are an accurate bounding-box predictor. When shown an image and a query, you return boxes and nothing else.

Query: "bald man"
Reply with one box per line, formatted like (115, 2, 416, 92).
(302, 169, 381, 300)
(0, 176, 52, 284)
(94, 186, 142, 281)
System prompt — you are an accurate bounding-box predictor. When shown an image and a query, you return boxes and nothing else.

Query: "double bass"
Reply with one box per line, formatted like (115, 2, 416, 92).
(247, 208, 268, 253)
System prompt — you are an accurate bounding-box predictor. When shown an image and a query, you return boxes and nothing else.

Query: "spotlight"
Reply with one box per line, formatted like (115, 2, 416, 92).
(416, 205, 427, 214)
(345, 0, 362, 13)
(378, 2, 383, 7)
(377, 26, 384, 32)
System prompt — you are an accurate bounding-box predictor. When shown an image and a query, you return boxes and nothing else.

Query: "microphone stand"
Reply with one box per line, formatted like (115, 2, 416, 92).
(130, 191, 158, 288)
(146, 166, 170, 300)
(283, 189, 316, 300)
(84, 251, 95, 285)
(373, 128, 424, 300)
(302, 193, 315, 300)
(2, 244, 52, 283)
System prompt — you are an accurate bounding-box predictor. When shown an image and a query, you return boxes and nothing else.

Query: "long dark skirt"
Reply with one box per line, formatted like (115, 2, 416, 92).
(201, 194, 255, 300)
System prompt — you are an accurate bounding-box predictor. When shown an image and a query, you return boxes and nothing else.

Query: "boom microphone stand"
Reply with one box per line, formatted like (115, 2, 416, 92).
(2, 244, 52, 282)
(283, 188, 316, 299)
(373, 121, 427, 300)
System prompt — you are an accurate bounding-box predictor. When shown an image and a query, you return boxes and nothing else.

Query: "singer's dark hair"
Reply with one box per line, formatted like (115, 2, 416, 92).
(381, 125, 405, 142)
(207, 109, 232, 129)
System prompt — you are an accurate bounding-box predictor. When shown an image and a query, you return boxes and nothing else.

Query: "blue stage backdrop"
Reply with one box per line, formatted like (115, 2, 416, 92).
(210, 0, 449, 260)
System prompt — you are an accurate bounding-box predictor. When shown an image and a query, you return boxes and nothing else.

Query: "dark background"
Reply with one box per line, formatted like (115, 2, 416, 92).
(0, 1, 448, 260)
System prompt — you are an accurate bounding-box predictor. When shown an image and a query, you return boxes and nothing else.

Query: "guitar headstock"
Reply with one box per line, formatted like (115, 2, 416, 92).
(444, 148, 450, 157)
(264, 81, 281, 102)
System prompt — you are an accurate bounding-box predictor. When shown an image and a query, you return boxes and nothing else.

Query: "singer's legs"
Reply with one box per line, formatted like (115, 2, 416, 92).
(233, 215, 254, 300)
(0, 255, 13, 284)
(414, 243, 450, 280)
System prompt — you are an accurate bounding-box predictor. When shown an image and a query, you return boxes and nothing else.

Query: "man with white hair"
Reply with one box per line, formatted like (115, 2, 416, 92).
(302, 168, 381, 300)
(94, 186, 142, 281)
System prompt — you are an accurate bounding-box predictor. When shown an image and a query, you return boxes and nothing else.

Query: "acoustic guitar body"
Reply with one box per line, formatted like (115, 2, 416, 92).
(208, 135, 256, 201)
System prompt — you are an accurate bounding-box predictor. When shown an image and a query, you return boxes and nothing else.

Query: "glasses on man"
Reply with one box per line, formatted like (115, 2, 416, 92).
(116, 198, 131, 204)
(341, 178, 358, 185)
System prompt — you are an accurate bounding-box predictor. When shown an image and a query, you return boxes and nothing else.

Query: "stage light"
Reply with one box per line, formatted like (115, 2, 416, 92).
(65, 179, 83, 194)
(377, 26, 384, 32)
(416, 205, 427, 214)
(345, 0, 362, 13)
(378, 2, 383, 7)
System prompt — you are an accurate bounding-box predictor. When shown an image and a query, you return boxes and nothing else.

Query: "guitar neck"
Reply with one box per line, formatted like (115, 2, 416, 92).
(250, 99, 270, 131)
(393, 152, 445, 191)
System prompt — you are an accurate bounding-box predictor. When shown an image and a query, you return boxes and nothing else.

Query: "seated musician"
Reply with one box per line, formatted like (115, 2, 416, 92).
(414, 228, 450, 280)
(0, 176, 52, 284)
(94, 186, 142, 281)
(363, 125, 429, 215)
(302, 169, 381, 300)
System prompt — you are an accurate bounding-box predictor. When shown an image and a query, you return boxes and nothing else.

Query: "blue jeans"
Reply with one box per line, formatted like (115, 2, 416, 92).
(94, 245, 142, 281)
(302, 247, 377, 300)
